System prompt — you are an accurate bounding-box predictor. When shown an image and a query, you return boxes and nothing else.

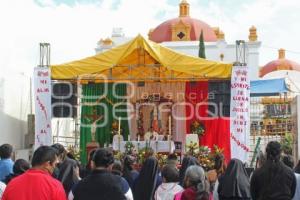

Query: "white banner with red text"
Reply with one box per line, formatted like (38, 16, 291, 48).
(230, 65, 250, 162)
(34, 67, 52, 149)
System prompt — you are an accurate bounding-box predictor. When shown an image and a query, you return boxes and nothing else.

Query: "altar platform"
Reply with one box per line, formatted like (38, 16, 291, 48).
(112, 140, 175, 153)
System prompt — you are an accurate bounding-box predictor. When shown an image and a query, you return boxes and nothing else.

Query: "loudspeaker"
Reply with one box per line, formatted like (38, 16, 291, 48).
(208, 81, 231, 117)
(51, 82, 77, 118)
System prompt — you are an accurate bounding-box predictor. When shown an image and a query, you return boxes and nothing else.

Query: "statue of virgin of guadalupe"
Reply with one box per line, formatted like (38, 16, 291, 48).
(150, 106, 160, 133)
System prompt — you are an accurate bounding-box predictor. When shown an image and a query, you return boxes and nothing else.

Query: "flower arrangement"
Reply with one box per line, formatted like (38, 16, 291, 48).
(190, 120, 205, 137)
(197, 146, 214, 170)
(114, 151, 124, 161)
(137, 146, 154, 164)
(124, 141, 135, 155)
(212, 145, 224, 156)
(184, 144, 224, 171)
(186, 141, 199, 156)
(156, 153, 168, 168)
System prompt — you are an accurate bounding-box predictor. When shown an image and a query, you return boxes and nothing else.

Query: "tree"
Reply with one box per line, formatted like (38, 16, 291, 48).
(198, 29, 206, 59)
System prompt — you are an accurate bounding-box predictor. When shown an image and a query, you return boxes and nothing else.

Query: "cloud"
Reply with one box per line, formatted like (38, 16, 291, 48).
(0, 0, 300, 118)
(0, 0, 176, 76)
(189, 0, 300, 65)
(0, 0, 171, 118)
(1, 0, 299, 76)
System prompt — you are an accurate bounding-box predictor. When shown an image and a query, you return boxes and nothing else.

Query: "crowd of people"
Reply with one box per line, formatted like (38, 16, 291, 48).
(0, 141, 300, 200)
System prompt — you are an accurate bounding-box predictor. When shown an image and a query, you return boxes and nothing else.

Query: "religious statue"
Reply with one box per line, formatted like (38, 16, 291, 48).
(84, 108, 103, 142)
(111, 120, 121, 135)
(150, 106, 160, 133)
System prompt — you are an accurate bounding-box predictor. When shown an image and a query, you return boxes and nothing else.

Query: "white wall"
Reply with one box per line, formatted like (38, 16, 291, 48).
(0, 111, 26, 149)
(0, 74, 30, 150)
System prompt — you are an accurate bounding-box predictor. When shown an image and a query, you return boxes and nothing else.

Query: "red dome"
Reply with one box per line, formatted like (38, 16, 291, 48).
(149, 17, 217, 43)
(260, 59, 300, 77)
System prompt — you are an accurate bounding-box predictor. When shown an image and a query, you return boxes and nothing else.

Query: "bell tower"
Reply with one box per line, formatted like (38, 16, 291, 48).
(179, 0, 190, 17)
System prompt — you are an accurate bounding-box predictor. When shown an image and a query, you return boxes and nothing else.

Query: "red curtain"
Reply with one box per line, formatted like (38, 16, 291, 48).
(185, 81, 231, 163)
(201, 118, 231, 163)
(185, 81, 208, 133)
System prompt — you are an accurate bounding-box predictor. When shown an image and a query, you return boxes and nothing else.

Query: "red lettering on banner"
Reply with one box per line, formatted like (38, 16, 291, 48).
(230, 66, 250, 161)
(40, 80, 47, 84)
(36, 96, 48, 120)
(231, 83, 250, 89)
(37, 71, 49, 77)
(232, 107, 248, 112)
(237, 91, 244, 95)
(230, 133, 250, 152)
(237, 128, 243, 133)
(232, 96, 249, 101)
(37, 88, 49, 93)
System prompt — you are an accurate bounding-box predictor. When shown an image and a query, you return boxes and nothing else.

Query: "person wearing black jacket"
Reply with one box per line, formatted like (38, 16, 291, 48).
(51, 143, 81, 195)
(72, 148, 126, 200)
(122, 155, 139, 189)
(57, 156, 80, 195)
(250, 141, 296, 200)
(218, 158, 251, 200)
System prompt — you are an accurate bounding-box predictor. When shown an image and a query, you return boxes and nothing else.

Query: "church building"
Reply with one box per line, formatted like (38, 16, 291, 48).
(96, 0, 261, 81)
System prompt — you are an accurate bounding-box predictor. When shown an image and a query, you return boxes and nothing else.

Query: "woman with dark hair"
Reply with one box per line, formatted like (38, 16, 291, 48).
(3, 159, 30, 184)
(218, 159, 251, 200)
(179, 156, 199, 186)
(122, 155, 139, 189)
(58, 158, 81, 195)
(133, 157, 159, 200)
(80, 150, 96, 178)
(250, 141, 296, 200)
(181, 165, 209, 200)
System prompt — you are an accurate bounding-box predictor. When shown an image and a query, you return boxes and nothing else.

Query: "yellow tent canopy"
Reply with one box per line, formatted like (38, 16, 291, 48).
(50, 34, 233, 81)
